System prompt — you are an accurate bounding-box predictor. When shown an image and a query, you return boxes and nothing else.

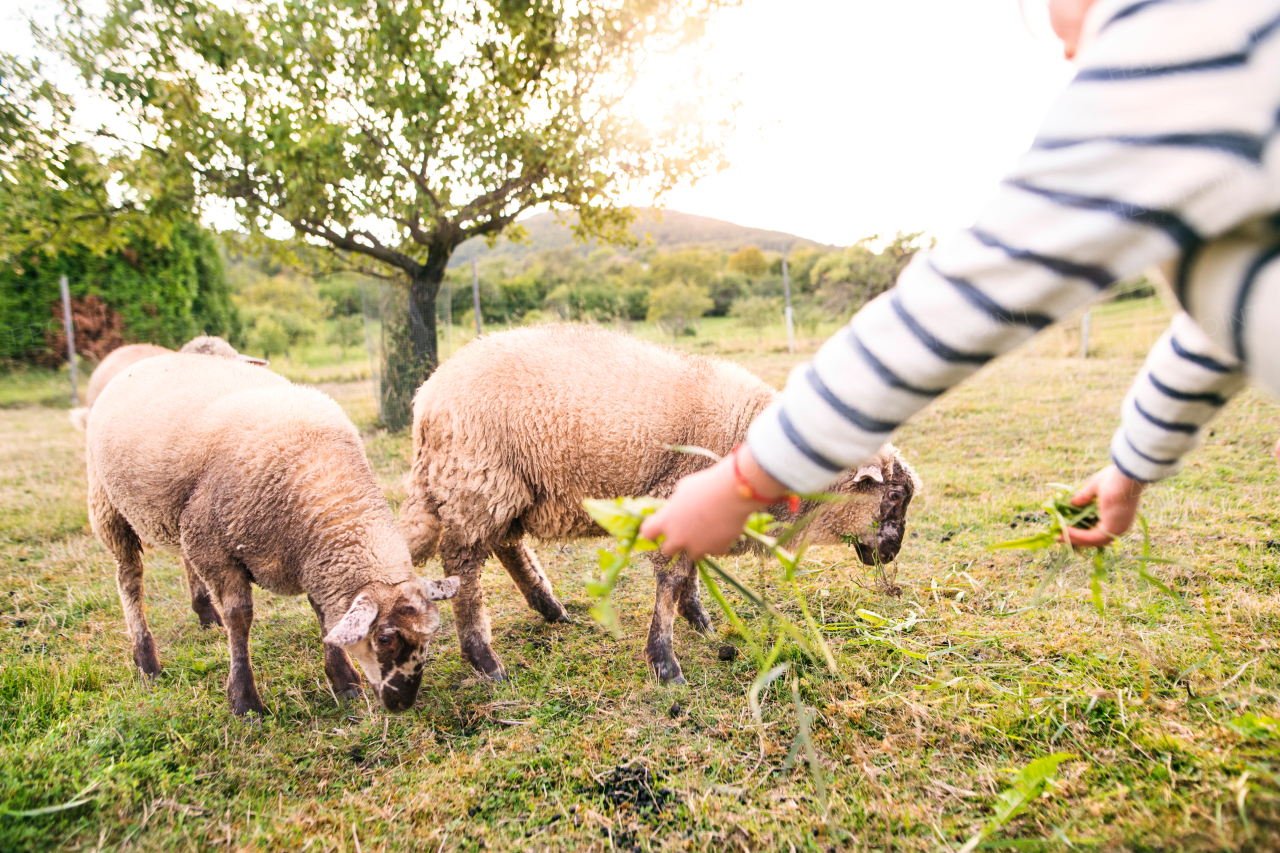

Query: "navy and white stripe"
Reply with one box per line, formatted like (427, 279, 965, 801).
(748, 0, 1280, 493)
(1110, 314, 1246, 481)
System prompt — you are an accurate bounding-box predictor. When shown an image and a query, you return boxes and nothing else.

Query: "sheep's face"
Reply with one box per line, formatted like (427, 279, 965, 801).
(803, 450, 920, 566)
(324, 577, 460, 712)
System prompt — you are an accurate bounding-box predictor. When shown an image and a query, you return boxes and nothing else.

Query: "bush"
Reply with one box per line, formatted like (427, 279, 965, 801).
(730, 296, 781, 340)
(0, 221, 239, 364)
(708, 273, 746, 317)
(330, 314, 364, 352)
(620, 286, 649, 322)
(647, 281, 712, 338)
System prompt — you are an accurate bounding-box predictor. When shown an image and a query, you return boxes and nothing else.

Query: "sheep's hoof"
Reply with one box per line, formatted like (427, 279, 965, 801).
(196, 611, 224, 630)
(230, 694, 269, 717)
(133, 640, 162, 678)
(650, 658, 686, 685)
(337, 686, 363, 701)
(681, 608, 713, 635)
(462, 639, 507, 681)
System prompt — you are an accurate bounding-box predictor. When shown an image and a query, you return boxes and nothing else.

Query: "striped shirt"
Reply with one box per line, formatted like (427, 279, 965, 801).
(747, 0, 1280, 493)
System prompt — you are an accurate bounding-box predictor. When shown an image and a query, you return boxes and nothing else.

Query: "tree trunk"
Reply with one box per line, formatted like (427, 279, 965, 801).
(380, 248, 449, 431)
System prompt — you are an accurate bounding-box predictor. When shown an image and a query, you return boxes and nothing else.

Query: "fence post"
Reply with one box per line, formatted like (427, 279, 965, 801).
(782, 253, 795, 354)
(1080, 309, 1090, 358)
(471, 259, 483, 337)
(59, 275, 79, 406)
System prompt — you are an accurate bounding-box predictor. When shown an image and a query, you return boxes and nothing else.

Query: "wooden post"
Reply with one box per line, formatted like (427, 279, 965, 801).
(782, 253, 795, 354)
(471, 259, 483, 337)
(59, 275, 79, 406)
(1080, 309, 1091, 358)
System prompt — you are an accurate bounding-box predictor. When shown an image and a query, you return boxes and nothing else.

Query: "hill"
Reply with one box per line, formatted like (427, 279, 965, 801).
(447, 208, 836, 268)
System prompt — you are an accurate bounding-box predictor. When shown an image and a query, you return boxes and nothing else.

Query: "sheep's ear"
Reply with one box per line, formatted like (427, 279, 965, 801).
(422, 576, 460, 601)
(853, 463, 885, 484)
(324, 593, 379, 647)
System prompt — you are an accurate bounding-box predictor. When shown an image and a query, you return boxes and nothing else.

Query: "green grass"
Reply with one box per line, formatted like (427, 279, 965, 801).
(2, 306, 1279, 851)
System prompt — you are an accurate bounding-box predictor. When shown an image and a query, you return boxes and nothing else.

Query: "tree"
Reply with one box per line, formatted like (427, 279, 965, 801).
(61, 0, 732, 427)
(0, 53, 193, 264)
(647, 280, 711, 340)
(727, 245, 767, 278)
(810, 232, 929, 319)
(330, 315, 364, 357)
(729, 295, 779, 340)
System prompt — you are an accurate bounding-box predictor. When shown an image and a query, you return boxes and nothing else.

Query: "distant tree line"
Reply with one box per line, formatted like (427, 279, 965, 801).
(441, 232, 933, 336)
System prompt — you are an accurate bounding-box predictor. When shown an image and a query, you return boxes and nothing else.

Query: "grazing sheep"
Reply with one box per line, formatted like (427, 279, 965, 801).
(71, 335, 263, 628)
(71, 335, 257, 429)
(401, 325, 921, 684)
(87, 353, 458, 715)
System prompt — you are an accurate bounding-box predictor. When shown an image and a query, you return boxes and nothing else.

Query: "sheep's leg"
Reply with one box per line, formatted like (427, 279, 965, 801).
(89, 472, 160, 677)
(208, 570, 266, 716)
(441, 537, 505, 680)
(181, 555, 223, 629)
(493, 539, 569, 624)
(644, 554, 688, 685)
(675, 557, 713, 635)
(309, 595, 362, 700)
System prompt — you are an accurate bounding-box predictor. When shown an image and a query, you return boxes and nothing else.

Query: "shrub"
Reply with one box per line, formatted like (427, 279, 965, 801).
(730, 295, 780, 340)
(0, 221, 239, 363)
(647, 280, 712, 338)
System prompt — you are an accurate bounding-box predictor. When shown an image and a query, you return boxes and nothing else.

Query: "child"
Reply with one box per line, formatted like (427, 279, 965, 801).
(642, 0, 1280, 558)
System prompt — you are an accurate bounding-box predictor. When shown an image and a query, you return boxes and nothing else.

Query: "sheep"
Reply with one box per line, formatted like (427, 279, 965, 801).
(70, 335, 265, 628)
(86, 353, 459, 715)
(400, 324, 921, 684)
(70, 335, 260, 430)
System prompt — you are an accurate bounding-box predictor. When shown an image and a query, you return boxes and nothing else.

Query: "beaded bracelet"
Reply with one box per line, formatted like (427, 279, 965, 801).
(731, 444, 800, 513)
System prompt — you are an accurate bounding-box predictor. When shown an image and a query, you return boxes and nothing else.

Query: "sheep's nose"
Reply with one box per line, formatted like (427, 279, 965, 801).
(377, 674, 420, 713)
(877, 525, 904, 562)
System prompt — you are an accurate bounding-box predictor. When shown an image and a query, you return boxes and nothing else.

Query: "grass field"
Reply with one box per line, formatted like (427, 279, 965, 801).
(3, 300, 1280, 852)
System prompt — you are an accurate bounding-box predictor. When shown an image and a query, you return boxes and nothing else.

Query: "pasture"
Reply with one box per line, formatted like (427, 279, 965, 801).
(2, 300, 1279, 852)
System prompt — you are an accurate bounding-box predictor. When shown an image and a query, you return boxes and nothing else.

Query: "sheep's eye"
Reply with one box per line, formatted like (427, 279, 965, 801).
(378, 634, 395, 647)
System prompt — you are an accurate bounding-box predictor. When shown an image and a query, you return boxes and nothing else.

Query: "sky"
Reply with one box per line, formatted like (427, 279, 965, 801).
(653, 0, 1077, 245)
(2, 0, 1077, 248)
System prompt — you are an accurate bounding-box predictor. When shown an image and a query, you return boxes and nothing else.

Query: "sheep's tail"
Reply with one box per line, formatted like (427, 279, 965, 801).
(68, 407, 89, 432)
(399, 491, 443, 564)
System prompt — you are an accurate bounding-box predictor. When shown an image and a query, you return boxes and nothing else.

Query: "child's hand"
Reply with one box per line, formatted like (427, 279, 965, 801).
(640, 447, 786, 561)
(1062, 464, 1146, 548)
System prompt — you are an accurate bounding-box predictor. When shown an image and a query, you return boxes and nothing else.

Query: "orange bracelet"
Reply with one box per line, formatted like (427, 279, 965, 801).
(731, 445, 800, 513)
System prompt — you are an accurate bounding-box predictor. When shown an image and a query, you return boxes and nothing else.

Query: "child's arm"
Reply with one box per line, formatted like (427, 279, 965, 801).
(644, 0, 1280, 557)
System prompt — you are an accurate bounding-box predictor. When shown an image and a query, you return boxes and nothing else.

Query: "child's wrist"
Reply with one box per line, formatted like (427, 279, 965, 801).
(730, 444, 796, 510)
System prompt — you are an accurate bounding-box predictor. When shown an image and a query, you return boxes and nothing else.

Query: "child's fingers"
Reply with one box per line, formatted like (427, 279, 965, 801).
(1062, 525, 1115, 548)
(1070, 471, 1103, 507)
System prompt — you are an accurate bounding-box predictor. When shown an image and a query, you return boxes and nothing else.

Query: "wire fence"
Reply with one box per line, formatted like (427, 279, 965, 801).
(1019, 290, 1173, 361)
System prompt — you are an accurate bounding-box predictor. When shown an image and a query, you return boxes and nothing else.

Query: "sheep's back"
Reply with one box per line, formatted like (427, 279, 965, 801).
(85, 343, 174, 408)
(412, 325, 775, 540)
(87, 354, 294, 547)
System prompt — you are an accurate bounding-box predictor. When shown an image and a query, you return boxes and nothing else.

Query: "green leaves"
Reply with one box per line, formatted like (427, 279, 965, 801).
(1228, 714, 1280, 742)
(59, 0, 734, 281)
(580, 492, 839, 827)
(581, 497, 662, 635)
(988, 485, 1099, 553)
(959, 753, 1075, 853)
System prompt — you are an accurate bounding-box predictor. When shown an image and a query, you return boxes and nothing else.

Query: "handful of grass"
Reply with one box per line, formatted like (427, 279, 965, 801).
(990, 484, 1099, 551)
(989, 484, 1196, 621)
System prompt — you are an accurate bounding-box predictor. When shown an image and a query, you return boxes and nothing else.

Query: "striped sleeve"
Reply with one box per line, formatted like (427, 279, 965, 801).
(1109, 313, 1247, 482)
(748, 0, 1280, 493)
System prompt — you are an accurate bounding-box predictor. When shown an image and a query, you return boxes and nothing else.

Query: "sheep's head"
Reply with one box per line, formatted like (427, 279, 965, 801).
(801, 445, 921, 566)
(323, 577, 460, 712)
